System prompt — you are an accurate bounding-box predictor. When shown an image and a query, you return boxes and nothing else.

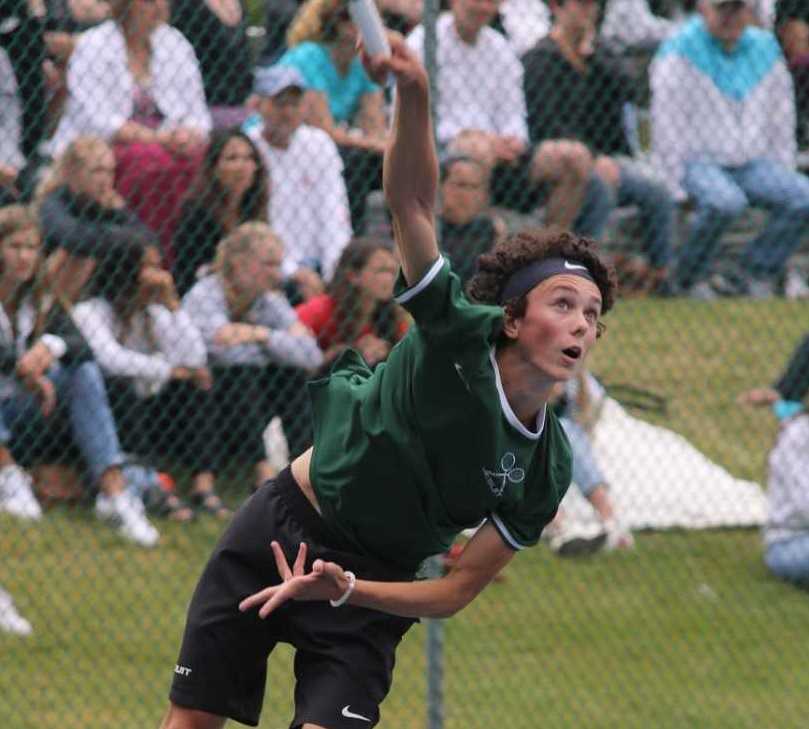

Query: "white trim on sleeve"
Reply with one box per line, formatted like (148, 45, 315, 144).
(394, 257, 444, 304)
(489, 513, 527, 551)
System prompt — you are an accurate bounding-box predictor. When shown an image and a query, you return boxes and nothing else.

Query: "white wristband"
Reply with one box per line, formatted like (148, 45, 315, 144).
(329, 571, 356, 607)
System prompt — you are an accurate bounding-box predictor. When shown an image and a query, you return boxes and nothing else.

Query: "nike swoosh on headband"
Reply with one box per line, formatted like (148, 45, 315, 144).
(341, 705, 372, 721)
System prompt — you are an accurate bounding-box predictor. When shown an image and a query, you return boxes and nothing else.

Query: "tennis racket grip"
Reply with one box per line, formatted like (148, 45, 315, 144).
(348, 0, 391, 57)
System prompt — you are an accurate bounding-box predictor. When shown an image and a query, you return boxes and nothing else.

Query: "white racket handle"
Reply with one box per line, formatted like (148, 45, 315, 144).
(348, 0, 391, 57)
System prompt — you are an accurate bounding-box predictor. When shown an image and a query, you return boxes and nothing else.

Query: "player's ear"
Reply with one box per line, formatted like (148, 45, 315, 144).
(501, 305, 521, 340)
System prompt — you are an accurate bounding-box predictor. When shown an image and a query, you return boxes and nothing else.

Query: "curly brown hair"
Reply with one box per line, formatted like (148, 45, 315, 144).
(467, 227, 617, 332)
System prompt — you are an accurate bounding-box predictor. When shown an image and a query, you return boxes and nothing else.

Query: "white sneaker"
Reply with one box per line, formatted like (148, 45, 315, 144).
(784, 269, 809, 300)
(95, 491, 159, 548)
(0, 464, 42, 521)
(0, 587, 32, 636)
(603, 519, 636, 551)
(686, 281, 719, 301)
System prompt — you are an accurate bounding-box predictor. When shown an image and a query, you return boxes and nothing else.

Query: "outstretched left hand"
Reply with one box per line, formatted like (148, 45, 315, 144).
(238, 541, 353, 619)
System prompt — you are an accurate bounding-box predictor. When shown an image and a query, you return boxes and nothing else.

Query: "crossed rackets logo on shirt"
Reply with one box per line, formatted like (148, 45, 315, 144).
(482, 452, 525, 497)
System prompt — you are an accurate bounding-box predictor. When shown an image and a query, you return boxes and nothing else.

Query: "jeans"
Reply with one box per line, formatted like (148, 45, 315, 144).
(617, 163, 675, 269)
(678, 158, 809, 286)
(572, 173, 614, 240)
(559, 416, 606, 496)
(765, 534, 809, 584)
(0, 361, 124, 484)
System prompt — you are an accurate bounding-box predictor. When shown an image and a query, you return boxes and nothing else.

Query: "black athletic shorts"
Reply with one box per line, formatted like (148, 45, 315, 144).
(169, 467, 417, 728)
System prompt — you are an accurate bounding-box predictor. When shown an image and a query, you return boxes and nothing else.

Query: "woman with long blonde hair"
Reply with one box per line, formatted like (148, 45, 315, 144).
(183, 222, 323, 491)
(36, 135, 145, 303)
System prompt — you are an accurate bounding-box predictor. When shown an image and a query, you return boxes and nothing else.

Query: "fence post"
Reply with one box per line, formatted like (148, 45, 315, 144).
(424, 557, 444, 729)
(417, 3, 444, 727)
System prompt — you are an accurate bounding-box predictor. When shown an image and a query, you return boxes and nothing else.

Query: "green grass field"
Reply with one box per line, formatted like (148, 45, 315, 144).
(2, 298, 808, 728)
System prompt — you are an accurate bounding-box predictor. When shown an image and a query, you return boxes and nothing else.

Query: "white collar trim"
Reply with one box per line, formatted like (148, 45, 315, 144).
(488, 348, 545, 440)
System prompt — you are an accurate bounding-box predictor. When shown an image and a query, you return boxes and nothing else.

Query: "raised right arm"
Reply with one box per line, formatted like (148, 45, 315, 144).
(367, 34, 440, 285)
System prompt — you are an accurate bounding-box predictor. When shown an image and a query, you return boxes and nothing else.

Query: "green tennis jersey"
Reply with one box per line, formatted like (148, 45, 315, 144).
(308, 257, 572, 572)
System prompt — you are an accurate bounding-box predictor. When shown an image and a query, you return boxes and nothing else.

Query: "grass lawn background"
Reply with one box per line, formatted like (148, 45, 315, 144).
(2, 298, 808, 728)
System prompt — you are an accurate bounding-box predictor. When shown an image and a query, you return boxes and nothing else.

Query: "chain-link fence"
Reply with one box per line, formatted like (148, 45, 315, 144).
(2, 0, 809, 727)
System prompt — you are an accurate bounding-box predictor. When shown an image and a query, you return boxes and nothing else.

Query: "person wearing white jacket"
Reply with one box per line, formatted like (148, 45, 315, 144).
(73, 231, 226, 520)
(50, 8, 211, 157)
(183, 222, 323, 491)
(651, 1, 809, 298)
(49, 0, 212, 261)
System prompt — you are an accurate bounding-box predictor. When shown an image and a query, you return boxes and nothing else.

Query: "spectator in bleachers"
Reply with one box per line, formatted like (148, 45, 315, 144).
(0, 204, 160, 545)
(72, 231, 226, 520)
(172, 128, 268, 297)
(651, 0, 809, 299)
(0, 47, 24, 206)
(0, 1, 47, 163)
(775, 0, 809, 145)
(35, 135, 145, 303)
(406, 0, 613, 238)
(50, 0, 211, 263)
(170, 0, 253, 129)
(281, 0, 388, 234)
(546, 369, 634, 555)
(296, 236, 408, 373)
(0, 584, 31, 636)
(438, 154, 505, 285)
(739, 332, 809, 584)
(247, 64, 353, 302)
(39, 0, 112, 134)
(183, 222, 323, 490)
(523, 0, 675, 294)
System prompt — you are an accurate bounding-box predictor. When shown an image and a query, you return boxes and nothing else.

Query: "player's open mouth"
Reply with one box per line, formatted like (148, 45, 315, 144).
(562, 346, 581, 360)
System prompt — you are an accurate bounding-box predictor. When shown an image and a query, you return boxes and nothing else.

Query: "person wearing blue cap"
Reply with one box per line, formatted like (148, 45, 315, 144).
(246, 63, 353, 304)
(280, 0, 389, 235)
(162, 34, 618, 729)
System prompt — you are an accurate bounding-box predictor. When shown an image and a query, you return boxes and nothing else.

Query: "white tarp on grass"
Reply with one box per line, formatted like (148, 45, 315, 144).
(561, 397, 768, 533)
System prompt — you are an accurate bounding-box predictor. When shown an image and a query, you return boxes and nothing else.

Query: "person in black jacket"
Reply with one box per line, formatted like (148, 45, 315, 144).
(0, 204, 160, 546)
(522, 0, 675, 293)
(35, 135, 146, 303)
(0, 0, 46, 161)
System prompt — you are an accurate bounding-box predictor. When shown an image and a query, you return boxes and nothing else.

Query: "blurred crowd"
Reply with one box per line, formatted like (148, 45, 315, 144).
(1, 0, 809, 633)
